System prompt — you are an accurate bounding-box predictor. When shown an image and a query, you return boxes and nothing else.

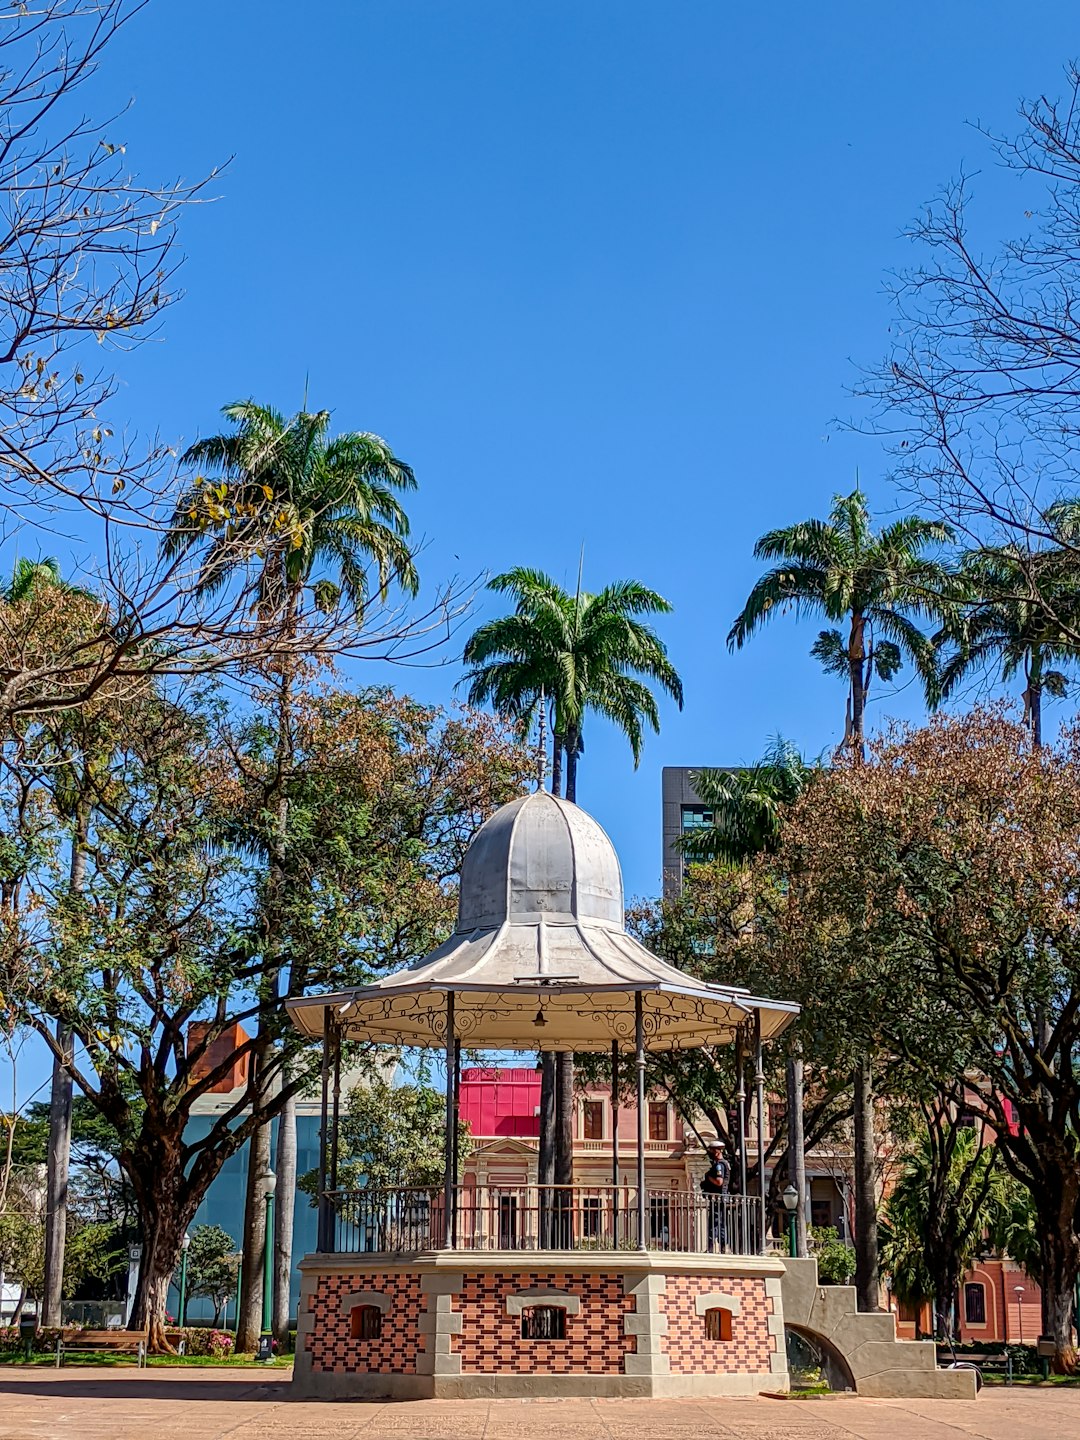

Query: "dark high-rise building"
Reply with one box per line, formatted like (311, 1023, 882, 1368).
(661, 765, 737, 898)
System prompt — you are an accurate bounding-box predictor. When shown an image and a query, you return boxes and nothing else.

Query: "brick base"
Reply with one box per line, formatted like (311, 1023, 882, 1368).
(292, 1252, 788, 1400)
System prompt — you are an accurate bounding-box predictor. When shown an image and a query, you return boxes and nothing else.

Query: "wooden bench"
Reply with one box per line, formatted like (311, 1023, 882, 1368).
(57, 1330, 148, 1367)
(937, 1347, 1012, 1386)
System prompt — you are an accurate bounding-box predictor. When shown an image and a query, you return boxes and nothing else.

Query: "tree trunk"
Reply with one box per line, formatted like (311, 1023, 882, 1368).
(273, 1085, 296, 1345)
(552, 725, 578, 1195)
(847, 613, 867, 760)
(236, 1114, 271, 1353)
(126, 1137, 190, 1353)
(551, 734, 563, 799)
(786, 1054, 808, 1258)
(1038, 1192, 1080, 1373)
(41, 1021, 73, 1328)
(537, 1052, 556, 1245)
(555, 1052, 574, 1189)
(853, 1055, 880, 1311)
(43, 810, 89, 1327)
(564, 728, 579, 804)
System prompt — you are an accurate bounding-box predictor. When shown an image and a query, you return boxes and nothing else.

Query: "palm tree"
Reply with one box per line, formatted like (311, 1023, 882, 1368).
(678, 738, 813, 868)
(463, 567, 683, 802)
(678, 738, 814, 1256)
(729, 489, 953, 1312)
(165, 400, 419, 625)
(728, 489, 954, 757)
(881, 1114, 1008, 1341)
(463, 566, 683, 1201)
(2, 556, 100, 1327)
(933, 543, 1080, 748)
(166, 399, 418, 1349)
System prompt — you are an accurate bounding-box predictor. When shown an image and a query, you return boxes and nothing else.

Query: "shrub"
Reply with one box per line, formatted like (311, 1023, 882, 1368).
(810, 1225, 857, 1286)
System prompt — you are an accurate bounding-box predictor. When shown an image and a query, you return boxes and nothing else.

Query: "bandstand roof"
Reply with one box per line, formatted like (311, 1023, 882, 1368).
(286, 792, 799, 1052)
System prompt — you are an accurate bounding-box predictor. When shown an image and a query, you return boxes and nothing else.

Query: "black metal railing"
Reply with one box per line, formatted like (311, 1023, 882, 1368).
(321, 1184, 763, 1256)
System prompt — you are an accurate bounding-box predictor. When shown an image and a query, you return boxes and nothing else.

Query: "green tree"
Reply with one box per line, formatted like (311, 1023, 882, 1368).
(729, 489, 952, 756)
(181, 1225, 240, 1327)
(774, 710, 1080, 1370)
(165, 399, 419, 1349)
(301, 1078, 471, 1195)
(0, 681, 531, 1352)
(880, 1105, 1007, 1340)
(463, 565, 682, 1193)
(675, 738, 816, 1257)
(166, 400, 419, 623)
(729, 489, 954, 1311)
(933, 540, 1080, 747)
(463, 566, 682, 801)
(677, 738, 813, 868)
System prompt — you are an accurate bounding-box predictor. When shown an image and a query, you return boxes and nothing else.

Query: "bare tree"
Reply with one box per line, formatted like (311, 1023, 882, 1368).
(863, 62, 1080, 637)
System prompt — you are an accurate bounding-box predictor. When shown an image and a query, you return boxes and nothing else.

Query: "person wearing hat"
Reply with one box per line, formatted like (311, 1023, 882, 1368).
(700, 1142, 730, 1253)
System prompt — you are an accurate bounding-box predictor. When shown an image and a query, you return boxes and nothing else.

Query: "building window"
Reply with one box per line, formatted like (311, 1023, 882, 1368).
(704, 1307, 733, 1341)
(897, 1297, 917, 1323)
(520, 1306, 566, 1340)
(648, 1102, 669, 1141)
(680, 805, 715, 830)
(964, 1283, 987, 1326)
(768, 1102, 786, 1138)
(350, 1305, 382, 1340)
(582, 1099, 604, 1140)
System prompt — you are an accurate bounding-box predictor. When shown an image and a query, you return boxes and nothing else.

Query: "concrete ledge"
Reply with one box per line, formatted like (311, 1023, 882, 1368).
(297, 1250, 785, 1277)
(292, 1369, 790, 1400)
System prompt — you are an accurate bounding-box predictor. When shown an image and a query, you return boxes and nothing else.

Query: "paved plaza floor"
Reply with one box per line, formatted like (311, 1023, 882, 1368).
(0, 1368, 1076, 1440)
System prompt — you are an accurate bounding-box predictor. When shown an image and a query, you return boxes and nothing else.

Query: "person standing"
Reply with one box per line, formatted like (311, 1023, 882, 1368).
(701, 1143, 730, 1253)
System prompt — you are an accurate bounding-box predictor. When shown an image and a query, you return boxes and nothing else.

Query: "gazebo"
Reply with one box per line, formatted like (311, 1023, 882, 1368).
(287, 791, 800, 1399)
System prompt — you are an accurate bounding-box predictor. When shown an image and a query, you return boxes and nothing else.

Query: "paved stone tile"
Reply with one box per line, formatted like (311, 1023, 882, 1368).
(0, 1369, 1077, 1440)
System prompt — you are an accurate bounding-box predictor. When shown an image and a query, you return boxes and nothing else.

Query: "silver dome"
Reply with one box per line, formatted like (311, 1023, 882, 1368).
(456, 792, 623, 932)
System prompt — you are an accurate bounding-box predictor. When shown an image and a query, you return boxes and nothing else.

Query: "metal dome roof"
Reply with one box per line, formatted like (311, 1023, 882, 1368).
(456, 792, 623, 931)
(287, 791, 799, 1052)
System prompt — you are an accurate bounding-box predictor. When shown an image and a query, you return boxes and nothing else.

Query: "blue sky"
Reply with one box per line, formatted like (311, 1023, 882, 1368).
(69, 2, 1080, 900)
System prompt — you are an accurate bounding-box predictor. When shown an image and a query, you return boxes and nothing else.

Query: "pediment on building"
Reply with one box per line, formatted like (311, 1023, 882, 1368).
(469, 1136, 538, 1158)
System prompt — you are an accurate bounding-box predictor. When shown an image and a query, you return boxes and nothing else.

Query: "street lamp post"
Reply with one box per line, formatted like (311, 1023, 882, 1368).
(1014, 1285, 1025, 1346)
(261, 1167, 277, 1345)
(781, 1182, 799, 1258)
(179, 1231, 191, 1328)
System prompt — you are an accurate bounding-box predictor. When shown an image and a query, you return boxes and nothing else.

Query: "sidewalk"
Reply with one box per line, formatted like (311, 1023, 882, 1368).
(0, 1366, 1076, 1439)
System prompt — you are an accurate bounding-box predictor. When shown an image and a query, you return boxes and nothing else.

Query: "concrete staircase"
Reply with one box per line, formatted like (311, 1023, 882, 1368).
(780, 1258, 978, 1399)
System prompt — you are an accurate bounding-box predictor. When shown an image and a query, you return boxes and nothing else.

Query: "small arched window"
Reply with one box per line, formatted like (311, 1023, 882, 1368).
(520, 1305, 567, 1340)
(704, 1307, 733, 1342)
(350, 1304, 382, 1340)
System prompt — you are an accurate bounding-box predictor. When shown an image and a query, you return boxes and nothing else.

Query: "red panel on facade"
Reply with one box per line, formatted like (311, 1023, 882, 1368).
(460, 1067, 541, 1139)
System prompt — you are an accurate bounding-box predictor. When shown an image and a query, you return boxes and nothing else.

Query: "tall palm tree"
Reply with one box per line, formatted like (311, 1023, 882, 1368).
(729, 489, 953, 1312)
(165, 400, 419, 625)
(933, 544, 1080, 748)
(3, 557, 99, 1327)
(166, 399, 418, 1348)
(728, 490, 954, 757)
(463, 567, 683, 802)
(463, 566, 683, 1199)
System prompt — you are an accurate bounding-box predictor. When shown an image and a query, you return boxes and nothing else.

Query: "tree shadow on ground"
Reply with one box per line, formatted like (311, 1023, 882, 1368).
(0, 1373, 291, 1402)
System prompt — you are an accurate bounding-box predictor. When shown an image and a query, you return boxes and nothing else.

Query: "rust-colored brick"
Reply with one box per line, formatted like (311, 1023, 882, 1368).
(454, 1270, 634, 1375)
(306, 1272, 424, 1375)
(660, 1274, 775, 1373)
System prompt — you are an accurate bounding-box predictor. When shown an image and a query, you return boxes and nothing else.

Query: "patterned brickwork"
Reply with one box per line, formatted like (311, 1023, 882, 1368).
(454, 1270, 634, 1374)
(306, 1271, 424, 1375)
(659, 1274, 775, 1374)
